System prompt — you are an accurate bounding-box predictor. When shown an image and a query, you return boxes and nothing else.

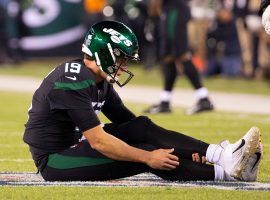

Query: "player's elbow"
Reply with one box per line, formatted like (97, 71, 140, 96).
(93, 141, 106, 152)
(83, 126, 108, 151)
(87, 135, 109, 153)
(87, 136, 103, 150)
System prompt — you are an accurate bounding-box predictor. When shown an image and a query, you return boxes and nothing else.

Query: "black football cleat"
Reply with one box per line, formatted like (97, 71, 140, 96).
(186, 98, 214, 115)
(143, 102, 171, 114)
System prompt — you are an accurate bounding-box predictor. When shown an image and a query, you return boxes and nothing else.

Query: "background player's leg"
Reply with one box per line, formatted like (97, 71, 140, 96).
(181, 59, 203, 90)
(174, 9, 213, 115)
(142, 60, 177, 114)
(162, 61, 177, 92)
(143, 5, 177, 115)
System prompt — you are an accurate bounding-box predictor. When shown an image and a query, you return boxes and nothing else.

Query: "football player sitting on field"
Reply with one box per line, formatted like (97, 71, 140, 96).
(23, 21, 263, 182)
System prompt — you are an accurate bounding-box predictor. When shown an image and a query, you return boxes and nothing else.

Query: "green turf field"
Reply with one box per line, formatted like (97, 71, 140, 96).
(1, 187, 270, 200)
(0, 90, 270, 199)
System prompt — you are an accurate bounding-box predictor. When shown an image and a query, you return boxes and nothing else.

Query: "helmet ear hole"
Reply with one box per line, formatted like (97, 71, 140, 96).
(113, 48, 121, 57)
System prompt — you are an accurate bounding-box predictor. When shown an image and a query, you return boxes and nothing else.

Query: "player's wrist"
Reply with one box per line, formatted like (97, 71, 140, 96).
(140, 151, 152, 166)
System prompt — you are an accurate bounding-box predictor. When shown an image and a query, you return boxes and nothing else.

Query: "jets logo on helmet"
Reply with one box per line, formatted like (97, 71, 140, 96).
(103, 28, 132, 47)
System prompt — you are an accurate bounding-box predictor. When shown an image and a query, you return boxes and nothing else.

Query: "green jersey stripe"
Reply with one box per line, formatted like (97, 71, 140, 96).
(54, 79, 95, 90)
(167, 9, 178, 40)
(47, 153, 114, 169)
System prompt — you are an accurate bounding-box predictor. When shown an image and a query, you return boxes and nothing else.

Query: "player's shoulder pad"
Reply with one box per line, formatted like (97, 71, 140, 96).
(54, 59, 96, 90)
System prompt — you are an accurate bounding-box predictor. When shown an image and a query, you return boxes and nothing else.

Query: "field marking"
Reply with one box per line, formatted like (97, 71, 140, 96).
(0, 144, 27, 148)
(0, 159, 32, 162)
(0, 172, 270, 191)
(0, 131, 24, 136)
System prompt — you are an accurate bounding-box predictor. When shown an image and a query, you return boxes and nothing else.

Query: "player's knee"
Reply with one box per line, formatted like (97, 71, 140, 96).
(134, 116, 152, 125)
(162, 56, 175, 63)
(178, 52, 192, 62)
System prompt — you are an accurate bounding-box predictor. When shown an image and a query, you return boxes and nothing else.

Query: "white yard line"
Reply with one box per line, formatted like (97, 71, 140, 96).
(0, 159, 32, 162)
(0, 173, 269, 190)
(0, 144, 27, 148)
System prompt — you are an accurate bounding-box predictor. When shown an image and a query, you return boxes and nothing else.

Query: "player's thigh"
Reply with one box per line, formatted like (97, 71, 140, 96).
(41, 140, 153, 181)
(174, 17, 190, 57)
(165, 10, 190, 57)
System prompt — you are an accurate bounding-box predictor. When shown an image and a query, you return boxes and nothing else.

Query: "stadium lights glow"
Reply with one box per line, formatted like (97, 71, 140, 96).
(103, 6, 114, 17)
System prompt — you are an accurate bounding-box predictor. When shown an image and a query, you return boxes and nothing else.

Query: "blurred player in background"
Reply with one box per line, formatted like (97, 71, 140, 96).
(23, 21, 262, 182)
(0, 0, 9, 64)
(143, 0, 214, 115)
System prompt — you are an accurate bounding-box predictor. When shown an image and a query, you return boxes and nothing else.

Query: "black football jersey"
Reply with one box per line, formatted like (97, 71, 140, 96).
(23, 58, 135, 166)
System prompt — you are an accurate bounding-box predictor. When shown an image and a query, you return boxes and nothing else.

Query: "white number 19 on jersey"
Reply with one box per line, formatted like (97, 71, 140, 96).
(65, 63, 81, 74)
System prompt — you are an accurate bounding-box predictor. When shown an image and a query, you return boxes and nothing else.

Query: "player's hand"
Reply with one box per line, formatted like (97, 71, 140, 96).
(147, 148, 179, 170)
(262, 5, 270, 34)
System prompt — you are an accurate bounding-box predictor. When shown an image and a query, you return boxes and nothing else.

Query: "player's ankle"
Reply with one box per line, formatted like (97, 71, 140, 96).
(206, 144, 223, 164)
(214, 164, 236, 181)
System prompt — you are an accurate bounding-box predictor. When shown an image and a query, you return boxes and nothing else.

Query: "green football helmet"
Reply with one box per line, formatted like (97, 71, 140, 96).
(82, 20, 139, 87)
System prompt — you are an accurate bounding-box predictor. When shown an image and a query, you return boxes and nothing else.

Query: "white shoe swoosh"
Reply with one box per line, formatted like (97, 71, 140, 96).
(65, 76, 77, 81)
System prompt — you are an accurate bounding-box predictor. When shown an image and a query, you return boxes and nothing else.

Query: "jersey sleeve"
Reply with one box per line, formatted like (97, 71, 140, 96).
(67, 108, 100, 132)
(102, 86, 136, 124)
(48, 88, 91, 110)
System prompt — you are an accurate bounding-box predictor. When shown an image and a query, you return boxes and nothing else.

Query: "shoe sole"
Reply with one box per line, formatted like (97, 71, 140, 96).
(244, 141, 263, 181)
(230, 127, 260, 180)
(186, 106, 214, 115)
